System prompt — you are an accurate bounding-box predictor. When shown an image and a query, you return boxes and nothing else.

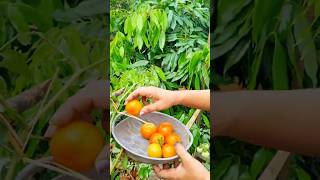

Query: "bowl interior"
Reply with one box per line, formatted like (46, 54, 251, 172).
(112, 112, 191, 162)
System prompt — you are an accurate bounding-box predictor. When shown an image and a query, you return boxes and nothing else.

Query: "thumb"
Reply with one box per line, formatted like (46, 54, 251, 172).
(140, 102, 161, 115)
(175, 143, 193, 163)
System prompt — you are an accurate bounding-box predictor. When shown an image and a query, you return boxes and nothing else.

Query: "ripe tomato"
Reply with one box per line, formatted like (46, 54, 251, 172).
(140, 123, 157, 139)
(50, 121, 104, 172)
(125, 99, 143, 116)
(149, 133, 164, 145)
(162, 144, 176, 158)
(147, 143, 162, 158)
(165, 133, 181, 145)
(157, 122, 173, 137)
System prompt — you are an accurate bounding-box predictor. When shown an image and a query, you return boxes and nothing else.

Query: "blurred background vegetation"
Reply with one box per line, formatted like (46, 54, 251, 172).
(0, 0, 107, 179)
(212, 0, 320, 179)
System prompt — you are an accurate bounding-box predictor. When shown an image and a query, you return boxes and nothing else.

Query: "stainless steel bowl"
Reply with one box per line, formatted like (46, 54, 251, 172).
(112, 112, 193, 164)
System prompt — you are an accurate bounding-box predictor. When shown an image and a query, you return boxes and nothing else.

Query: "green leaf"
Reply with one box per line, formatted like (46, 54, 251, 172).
(202, 114, 210, 128)
(129, 60, 149, 68)
(0, 17, 6, 45)
(272, 34, 289, 90)
(252, 0, 284, 42)
(250, 149, 273, 179)
(213, 157, 232, 180)
(248, 37, 267, 90)
(224, 40, 250, 74)
(295, 168, 311, 180)
(122, 155, 128, 169)
(195, 74, 200, 90)
(294, 12, 318, 87)
(119, 46, 124, 57)
(159, 31, 165, 51)
(222, 163, 240, 180)
(154, 66, 166, 81)
(137, 14, 143, 32)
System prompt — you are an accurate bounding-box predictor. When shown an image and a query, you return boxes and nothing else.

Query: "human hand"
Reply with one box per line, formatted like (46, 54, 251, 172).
(153, 143, 210, 180)
(125, 87, 179, 115)
(44, 80, 108, 173)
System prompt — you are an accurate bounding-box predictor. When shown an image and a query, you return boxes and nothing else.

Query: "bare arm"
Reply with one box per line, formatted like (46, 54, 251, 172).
(175, 90, 210, 111)
(212, 90, 320, 156)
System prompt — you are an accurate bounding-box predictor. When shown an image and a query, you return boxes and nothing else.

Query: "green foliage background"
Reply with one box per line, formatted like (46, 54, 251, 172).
(213, 0, 320, 179)
(110, 0, 210, 179)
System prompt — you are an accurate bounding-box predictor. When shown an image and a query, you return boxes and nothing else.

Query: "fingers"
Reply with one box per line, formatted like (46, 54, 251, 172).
(175, 143, 194, 163)
(125, 87, 156, 104)
(44, 80, 107, 138)
(140, 101, 162, 115)
(153, 164, 178, 179)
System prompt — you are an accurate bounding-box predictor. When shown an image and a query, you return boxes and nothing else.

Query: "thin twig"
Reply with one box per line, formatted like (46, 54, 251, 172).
(23, 69, 59, 149)
(23, 158, 91, 180)
(111, 148, 124, 173)
(117, 111, 147, 124)
(0, 113, 23, 155)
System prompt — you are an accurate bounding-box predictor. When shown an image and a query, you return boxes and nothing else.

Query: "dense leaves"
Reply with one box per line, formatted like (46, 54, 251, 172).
(213, 0, 320, 179)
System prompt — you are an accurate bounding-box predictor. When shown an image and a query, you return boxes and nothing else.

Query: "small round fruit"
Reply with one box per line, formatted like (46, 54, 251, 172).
(147, 143, 162, 158)
(203, 143, 209, 151)
(125, 99, 143, 116)
(140, 123, 157, 139)
(202, 151, 210, 159)
(162, 144, 176, 158)
(157, 122, 173, 137)
(50, 121, 104, 172)
(149, 133, 165, 145)
(165, 133, 181, 145)
(196, 147, 203, 153)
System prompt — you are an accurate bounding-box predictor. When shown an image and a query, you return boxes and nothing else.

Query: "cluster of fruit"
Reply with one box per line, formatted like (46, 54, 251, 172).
(196, 143, 210, 160)
(141, 122, 181, 158)
(125, 99, 181, 158)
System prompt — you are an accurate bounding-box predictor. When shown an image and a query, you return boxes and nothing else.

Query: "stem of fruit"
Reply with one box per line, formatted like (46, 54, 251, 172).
(117, 111, 147, 124)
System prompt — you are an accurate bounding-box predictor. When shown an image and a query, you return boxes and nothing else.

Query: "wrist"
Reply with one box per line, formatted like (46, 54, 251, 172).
(171, 90, 185, 106)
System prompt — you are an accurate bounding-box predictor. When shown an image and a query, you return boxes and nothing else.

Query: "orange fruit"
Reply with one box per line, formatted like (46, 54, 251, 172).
(162, 144, 176, 158)
(149, 133, 165, 145)
(125, 99, 143, 116)
(165, 133, 181, 145)
(157, 122, 173, 137)
(147, 143, 162, 158)
(140, 123, 157, 139)
(50, 121, 104, 172)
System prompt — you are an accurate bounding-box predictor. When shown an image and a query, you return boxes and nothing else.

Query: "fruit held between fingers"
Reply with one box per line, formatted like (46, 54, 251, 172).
(125, 99, 143, 116)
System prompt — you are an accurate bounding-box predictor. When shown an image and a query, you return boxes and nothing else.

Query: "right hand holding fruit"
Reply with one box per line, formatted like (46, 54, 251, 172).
(125, 87, 178, 115)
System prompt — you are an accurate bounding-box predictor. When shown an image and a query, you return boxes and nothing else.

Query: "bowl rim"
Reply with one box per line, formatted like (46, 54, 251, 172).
(111, 111, 193, 162)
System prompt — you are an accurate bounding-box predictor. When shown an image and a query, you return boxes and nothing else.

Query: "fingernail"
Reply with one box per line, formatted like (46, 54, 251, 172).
(44, 125, 57, 138)
(140, 111, 144, 116)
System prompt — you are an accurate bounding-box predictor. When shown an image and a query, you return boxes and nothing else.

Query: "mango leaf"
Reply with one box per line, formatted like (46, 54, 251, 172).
(53, 0, 107, 22)
(252, 0, 284, 42)
(137, 14, 143, 32)
(272, 34, 289, 90)
(222, 163, 240, 180)
(218, 0, 252, 26)
(154, 66, 166, 81)
(213, 157, 233, 180)
(159, 31, 165, 51)
(224, 40, 250, 74)
(128, 60, 149, 68)
(295, 168, 311, 180)
(294, 12, 318, 87)
(250, 148, 273, 179)
(195, 74, 200, 90)
(202, 114, 210, 128)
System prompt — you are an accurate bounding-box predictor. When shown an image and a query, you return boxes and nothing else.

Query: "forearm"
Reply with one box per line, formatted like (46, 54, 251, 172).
(174, 90, 210, 111)
(213, 89, 320, 156)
